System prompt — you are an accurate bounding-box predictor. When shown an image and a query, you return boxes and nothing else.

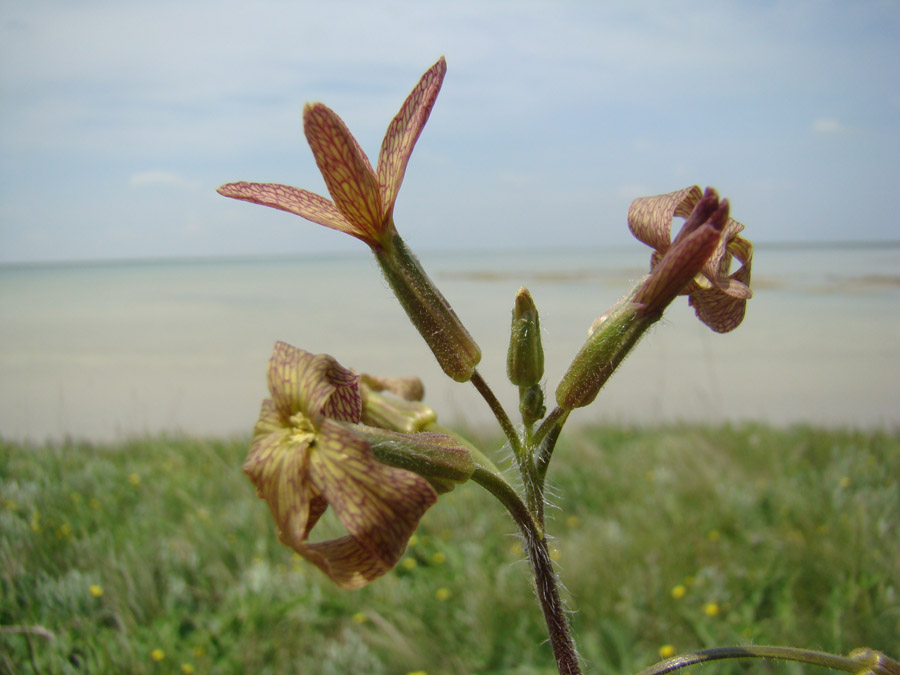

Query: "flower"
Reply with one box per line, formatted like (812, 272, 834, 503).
(659, 645, 677, 659)
(217, 58, 482, 383)
(217, 57, 446, 251)
(628, 186, 752, 332)
(244, 341, 438, 589)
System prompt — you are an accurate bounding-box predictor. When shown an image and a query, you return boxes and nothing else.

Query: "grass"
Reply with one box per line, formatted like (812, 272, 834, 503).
(1, 424, 898, 674)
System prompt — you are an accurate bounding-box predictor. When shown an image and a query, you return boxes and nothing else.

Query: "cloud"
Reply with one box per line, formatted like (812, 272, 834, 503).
(812, 118, 846, 134)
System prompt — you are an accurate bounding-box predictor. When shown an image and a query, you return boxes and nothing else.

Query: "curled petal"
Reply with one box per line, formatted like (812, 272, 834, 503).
(216, 182, 357, 237)
(303, 103, 386, 247)
(634, 221, 723, 319)
(377, 56, 447, 218)
(689, 234, 753, 332)
(627, 186, 703, 253)
(306, 420, 437, 589)
(267, 342, 361, 425)
(697, 219, 753, 299)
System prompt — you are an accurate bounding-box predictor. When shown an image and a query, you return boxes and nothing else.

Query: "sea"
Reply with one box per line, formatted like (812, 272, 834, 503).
(1, 243, 898, 443)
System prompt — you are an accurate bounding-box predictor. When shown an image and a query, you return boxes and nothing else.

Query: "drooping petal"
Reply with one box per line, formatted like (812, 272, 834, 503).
(377, 56, 447, 218)
(306, 419, 437, 588)
(266, 342, 362, 426)
(216, 181, 359, 238)
(627, 185, 703, 253)
(243, 401, 319, 548)
(303, 103, 386, 248)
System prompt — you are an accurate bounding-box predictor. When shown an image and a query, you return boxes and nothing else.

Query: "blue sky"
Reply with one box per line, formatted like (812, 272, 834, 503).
(1, 0, 898, 263)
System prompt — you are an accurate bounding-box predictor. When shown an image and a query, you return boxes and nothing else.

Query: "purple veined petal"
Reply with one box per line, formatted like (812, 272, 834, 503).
(216, 181, 381, 244)
(308, 419, 436, 587)
(243, 420, 318, 551)
(627, 185, 703, 252)
(377, 56, 447, 218)
(216, 181, 342, 227)
(303, 103, 386, 247)
(296, 534, 394, 590)
(266, 342, 361, 425)
(689, 283, 749, 333)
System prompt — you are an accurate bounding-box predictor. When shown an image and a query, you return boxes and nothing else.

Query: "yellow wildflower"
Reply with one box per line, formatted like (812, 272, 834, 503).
(659, 645, 677, 659)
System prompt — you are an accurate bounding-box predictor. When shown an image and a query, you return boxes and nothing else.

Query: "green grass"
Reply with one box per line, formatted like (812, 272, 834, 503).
(2, 424, 898, 674)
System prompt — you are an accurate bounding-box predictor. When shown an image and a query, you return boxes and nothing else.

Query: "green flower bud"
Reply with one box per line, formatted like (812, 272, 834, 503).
(507, 286, 544, 387)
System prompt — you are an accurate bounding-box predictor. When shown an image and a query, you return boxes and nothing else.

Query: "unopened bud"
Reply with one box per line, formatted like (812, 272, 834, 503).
(507, 287, 544, 387)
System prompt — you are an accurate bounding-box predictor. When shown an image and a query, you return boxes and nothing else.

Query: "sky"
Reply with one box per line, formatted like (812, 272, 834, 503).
(1, 0, 898, 264)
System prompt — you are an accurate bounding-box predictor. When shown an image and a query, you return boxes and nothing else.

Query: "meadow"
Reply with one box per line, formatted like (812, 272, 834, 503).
(2, 424, 898, 674)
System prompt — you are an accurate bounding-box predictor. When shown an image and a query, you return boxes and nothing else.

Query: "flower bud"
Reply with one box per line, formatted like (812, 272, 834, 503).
(507, 287, 544, 387)
(375, 232, 481, 382)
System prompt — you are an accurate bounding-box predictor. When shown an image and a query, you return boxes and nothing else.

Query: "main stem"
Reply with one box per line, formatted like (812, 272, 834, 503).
(471, 466, 582, 674)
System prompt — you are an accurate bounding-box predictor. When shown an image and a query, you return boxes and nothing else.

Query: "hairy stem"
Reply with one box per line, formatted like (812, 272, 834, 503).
(470, 466, 581, 675)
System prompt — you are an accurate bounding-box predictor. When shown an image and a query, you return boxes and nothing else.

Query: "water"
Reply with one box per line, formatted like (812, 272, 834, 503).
(1, 244, 898, 442)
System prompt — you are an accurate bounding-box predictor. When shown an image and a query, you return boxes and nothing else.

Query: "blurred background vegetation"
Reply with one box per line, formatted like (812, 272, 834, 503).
(2, 424, 898, 674)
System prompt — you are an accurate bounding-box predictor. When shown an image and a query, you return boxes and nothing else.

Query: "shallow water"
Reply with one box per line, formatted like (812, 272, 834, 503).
(1, 243, 898, 442)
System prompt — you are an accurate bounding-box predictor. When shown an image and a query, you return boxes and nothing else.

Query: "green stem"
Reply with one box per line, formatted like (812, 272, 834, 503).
(470, 369, 523, 460)
(635, 646, 899, 675)
(469, 466, 581, 675)
(535, 406, 570, 482)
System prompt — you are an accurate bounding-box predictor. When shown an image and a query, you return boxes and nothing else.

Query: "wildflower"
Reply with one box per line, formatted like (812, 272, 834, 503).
(150, 649, 165, 662)
(556, 186, 752, 409)
(128, 473, 141, 487)
(218, 57, 446, 251)
(352, 612, 368, 624)
(707, 529, 721, 542)
(435, 587, 452, 601)
(659, 645, 677, 659)
(401, 557, 418, 571)
(244, 341, 437, 589)
(89, 584, 103, 598)
(217, 58, 480, 382)
(181, 665, 195, 675)
(704, 602, 720, 617)
(671, 584, 687, 599)
(628, 186, 752, 333)
(431, 552, 446, 565)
